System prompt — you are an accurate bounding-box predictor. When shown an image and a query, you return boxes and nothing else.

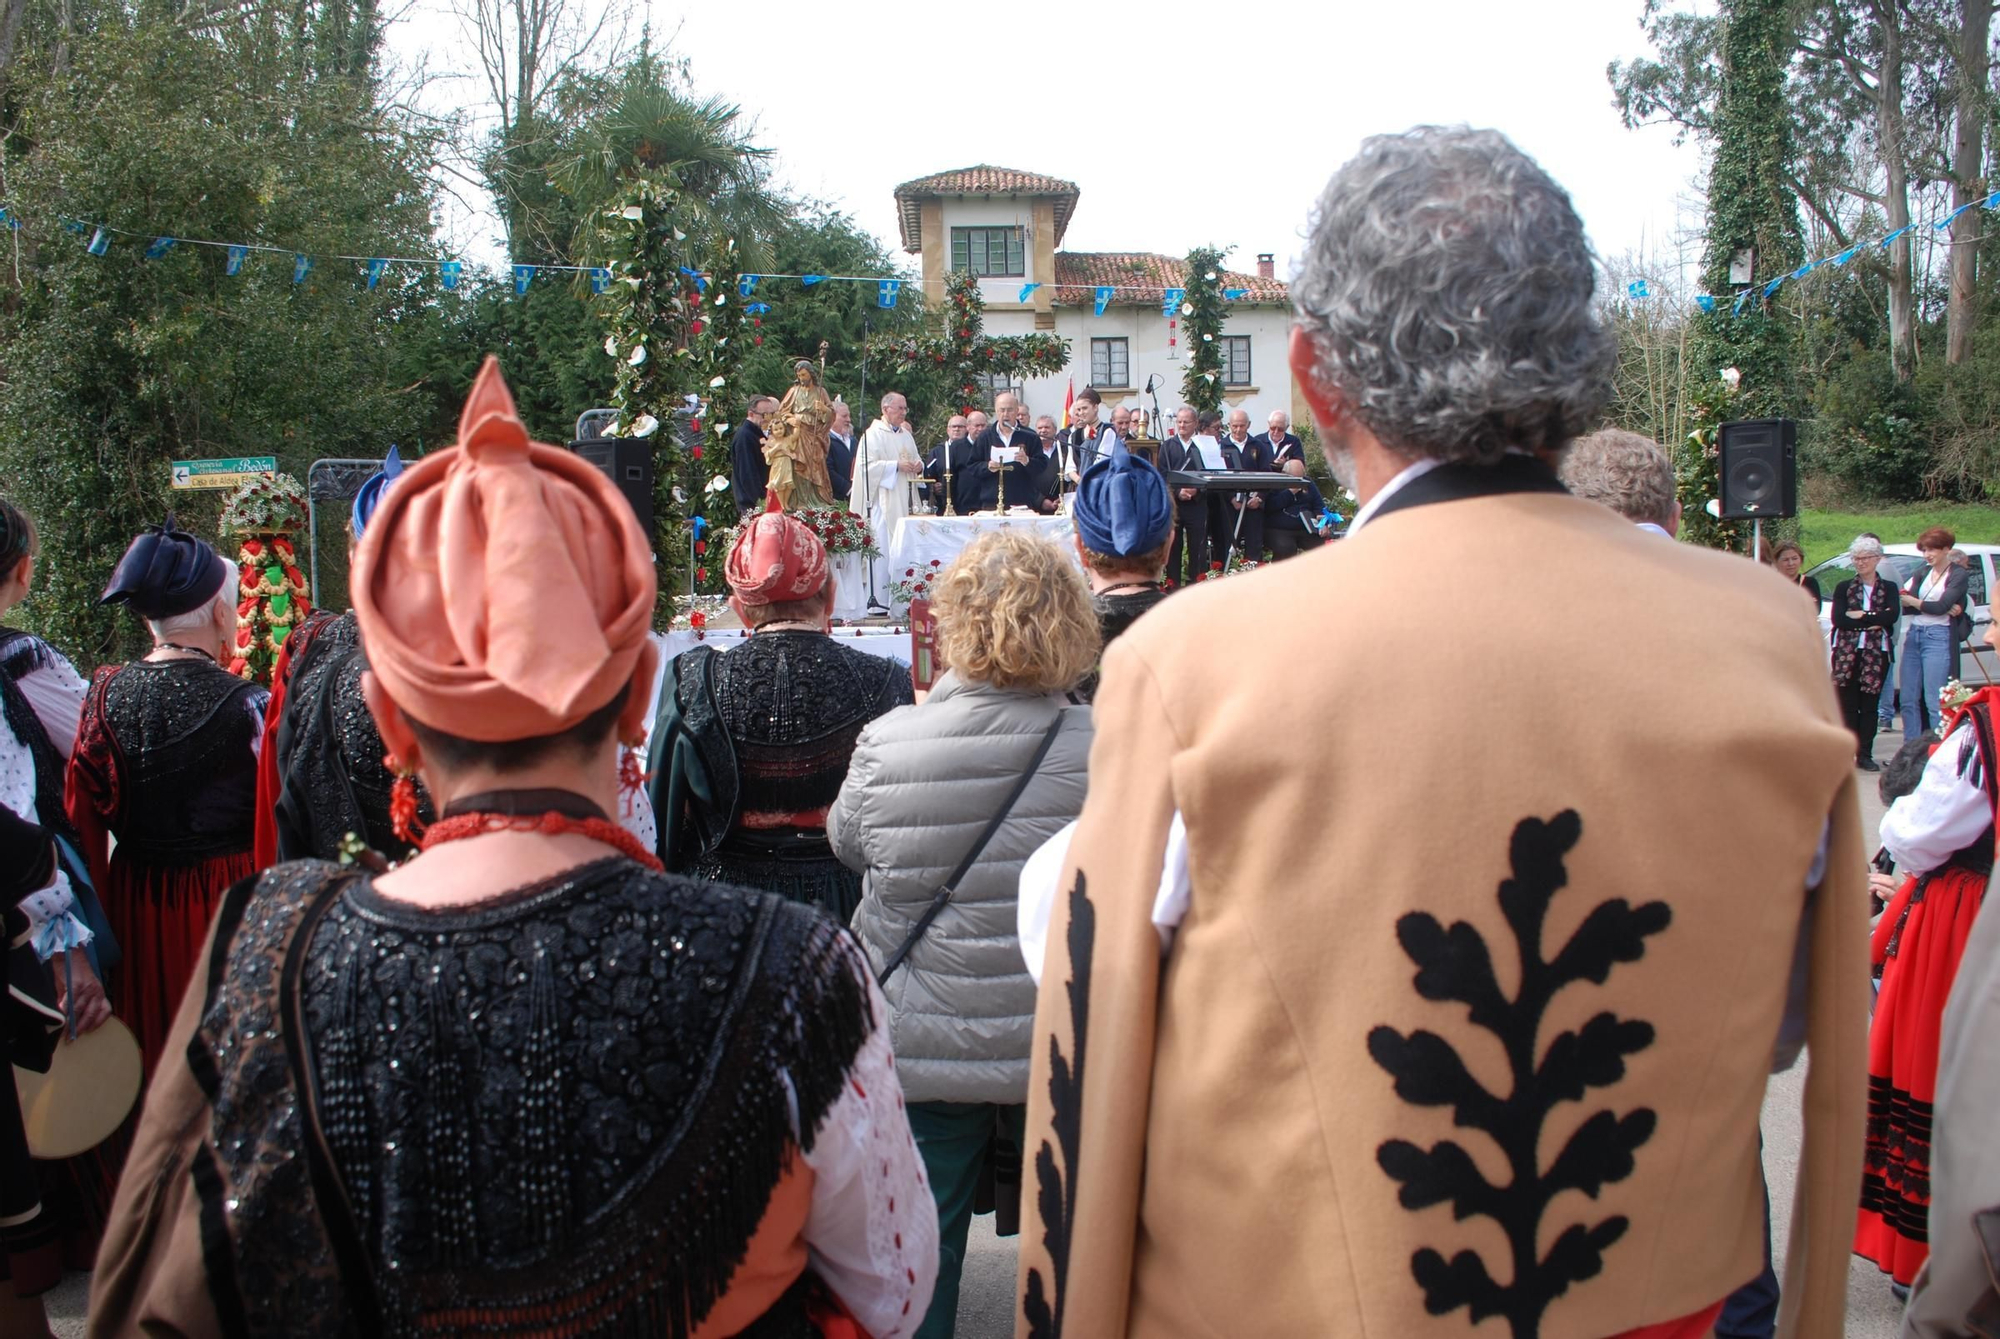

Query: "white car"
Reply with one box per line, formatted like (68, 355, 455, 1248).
(1808, 543, 1999, 719)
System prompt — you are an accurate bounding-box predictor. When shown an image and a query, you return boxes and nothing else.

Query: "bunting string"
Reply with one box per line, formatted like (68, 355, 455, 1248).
(0, 201, 1292, 306)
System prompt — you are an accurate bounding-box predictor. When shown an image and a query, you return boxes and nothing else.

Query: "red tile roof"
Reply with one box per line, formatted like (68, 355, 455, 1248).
(892, 166, 1080, 251)
(1050, 252, 1288, 306)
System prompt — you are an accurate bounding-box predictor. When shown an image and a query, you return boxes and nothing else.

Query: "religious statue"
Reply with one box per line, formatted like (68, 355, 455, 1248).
(763, 359, 836, 510)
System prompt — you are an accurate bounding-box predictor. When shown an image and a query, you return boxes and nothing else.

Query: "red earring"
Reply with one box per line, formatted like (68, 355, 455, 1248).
(384, 752, 425, 844)
(617, 737, 652, 816)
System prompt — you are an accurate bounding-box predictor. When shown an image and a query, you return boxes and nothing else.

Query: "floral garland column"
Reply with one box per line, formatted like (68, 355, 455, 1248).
(220, 473, 311, 684)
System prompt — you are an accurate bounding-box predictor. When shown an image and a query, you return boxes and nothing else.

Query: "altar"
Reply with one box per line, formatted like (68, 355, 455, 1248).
(885, 512, 1080, 583)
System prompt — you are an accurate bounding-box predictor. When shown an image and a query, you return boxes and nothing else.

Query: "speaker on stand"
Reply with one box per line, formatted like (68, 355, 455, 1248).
(571, 409, 655, 542)
(1717, 417, 1797, 557)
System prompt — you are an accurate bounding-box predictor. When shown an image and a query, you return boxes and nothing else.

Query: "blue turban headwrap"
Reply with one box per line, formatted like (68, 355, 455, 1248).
(99, 515, 228, 620)
(351, 444, 404, 539)
(1074, 438, 1174, 557)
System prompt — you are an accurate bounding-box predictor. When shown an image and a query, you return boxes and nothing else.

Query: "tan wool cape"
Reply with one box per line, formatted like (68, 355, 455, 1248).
(1015, 463, 1870, 1339)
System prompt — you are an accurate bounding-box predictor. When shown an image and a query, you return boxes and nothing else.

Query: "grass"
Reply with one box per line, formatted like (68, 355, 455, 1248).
(1800, 504, 2000, 565)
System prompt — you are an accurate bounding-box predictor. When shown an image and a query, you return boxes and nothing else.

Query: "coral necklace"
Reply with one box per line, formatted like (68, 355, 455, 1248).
(419, 788, 663, 871)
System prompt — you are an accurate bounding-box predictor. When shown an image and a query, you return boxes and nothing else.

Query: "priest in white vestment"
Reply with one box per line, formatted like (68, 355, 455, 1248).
(852, 391, 924, 608)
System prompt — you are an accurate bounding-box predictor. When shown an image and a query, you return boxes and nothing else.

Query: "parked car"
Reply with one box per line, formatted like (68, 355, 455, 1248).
(1808, 543, 1999, 720)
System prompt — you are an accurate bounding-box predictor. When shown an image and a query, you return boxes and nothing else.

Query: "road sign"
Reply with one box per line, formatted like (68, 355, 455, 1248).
(169, 456, 277, 490)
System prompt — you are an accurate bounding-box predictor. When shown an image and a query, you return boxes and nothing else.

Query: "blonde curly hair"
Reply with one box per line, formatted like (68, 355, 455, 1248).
(932, 530, 1100, 692)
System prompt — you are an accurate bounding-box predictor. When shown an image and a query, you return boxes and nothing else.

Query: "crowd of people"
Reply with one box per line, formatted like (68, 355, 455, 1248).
(0, 125, 1995, 1339)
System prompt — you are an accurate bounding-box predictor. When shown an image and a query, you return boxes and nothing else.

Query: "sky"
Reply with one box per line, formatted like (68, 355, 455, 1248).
(389, 0, 1711, 281)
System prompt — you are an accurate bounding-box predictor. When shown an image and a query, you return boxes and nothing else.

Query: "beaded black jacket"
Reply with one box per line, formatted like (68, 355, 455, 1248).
(272, 610, 434, 862)
(169, 857, 876, 1338)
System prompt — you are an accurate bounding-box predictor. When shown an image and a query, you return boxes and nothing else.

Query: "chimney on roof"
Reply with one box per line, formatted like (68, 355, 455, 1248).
(1256, 253, 1275, 280)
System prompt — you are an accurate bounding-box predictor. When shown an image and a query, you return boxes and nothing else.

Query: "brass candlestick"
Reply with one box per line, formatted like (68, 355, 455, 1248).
(996, 455, 1007, 512)
(943, 457, 956, 516)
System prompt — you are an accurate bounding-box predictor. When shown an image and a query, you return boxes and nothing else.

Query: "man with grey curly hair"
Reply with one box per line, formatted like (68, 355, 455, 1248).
(1017, 126, 1867, 1339)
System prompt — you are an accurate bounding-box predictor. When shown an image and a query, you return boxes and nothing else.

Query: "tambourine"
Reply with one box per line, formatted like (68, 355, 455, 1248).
(13, 1016, 143, 1159)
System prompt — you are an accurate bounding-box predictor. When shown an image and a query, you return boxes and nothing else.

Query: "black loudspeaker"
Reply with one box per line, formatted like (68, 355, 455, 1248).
(571, 438, 655, 539)
(1717, 418, 1797, 520)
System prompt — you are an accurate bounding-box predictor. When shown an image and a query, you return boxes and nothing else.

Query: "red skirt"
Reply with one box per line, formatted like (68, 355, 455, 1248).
(1854, 862, 1989, 1284)
(102, 849, 254, 1076)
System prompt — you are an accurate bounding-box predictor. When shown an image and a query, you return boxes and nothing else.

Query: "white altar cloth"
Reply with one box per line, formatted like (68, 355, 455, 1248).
(884, 513, 1080, 585)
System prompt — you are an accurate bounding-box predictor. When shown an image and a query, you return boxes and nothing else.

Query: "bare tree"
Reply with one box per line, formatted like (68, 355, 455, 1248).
(450, 0, 634, 249)
(1944, 0, 1994, 363)
(0, 0, 30, 102)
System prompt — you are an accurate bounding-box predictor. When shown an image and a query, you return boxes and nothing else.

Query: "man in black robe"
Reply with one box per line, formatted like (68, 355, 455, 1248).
(1158, 406, 1211, 583)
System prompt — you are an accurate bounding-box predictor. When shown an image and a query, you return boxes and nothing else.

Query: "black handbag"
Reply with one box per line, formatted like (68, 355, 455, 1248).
(874, 713, 1066, 989)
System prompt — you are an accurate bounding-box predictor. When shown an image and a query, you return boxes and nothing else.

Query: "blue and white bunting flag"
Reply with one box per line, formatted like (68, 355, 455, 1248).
(85, 228, 110, 256)
(1790, 261, 1816, 280)
(0, 208, 17, 231)
(1626, 279, 1650, 299)
(293, 254, 313, 284)
(513, 264, 535, 295)
(1938, 200, 1979, 229)
(1833, 246, 1861, 267)
(1017, 282, 1040, 303)
(746, 302, 771, 314)
(1879, 226, 1910, 249)
(877, 279, 900, 308)
(1222, 288, 1248, 300)
(226, 245, 248, 275)
(61, 220, 86, 234)
(1762, 276, 1785, 298)
(144, 236, 176, 260)
(589, 267, 610, 294)
(366, 258, 389, 290)
(1986, 189, 2000, 210)
(739, 274, 760, 297)
(800, 274, 826, 286)
(1732, 290, 1752, 316)
(1093, 286, 1113, 316)
(1695, 295, 1717, 314)
(1160, 287, 1184, 316)
(440, 260, 461, 290)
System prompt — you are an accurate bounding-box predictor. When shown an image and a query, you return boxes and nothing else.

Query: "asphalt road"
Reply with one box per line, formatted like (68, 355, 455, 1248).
(42, 741, 1913, 1339)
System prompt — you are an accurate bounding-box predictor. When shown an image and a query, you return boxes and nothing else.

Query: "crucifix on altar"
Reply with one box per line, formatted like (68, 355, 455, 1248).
(871, 271, 1069, 516)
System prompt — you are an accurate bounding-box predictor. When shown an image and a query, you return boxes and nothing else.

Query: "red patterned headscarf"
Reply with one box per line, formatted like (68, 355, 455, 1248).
(725, 492, 828, 606)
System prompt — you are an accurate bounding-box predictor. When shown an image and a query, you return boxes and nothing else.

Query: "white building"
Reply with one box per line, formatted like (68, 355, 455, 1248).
(891, 165, 1300, 435)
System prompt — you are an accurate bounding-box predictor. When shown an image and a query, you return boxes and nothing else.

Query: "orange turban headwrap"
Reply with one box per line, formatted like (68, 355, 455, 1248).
(352, 357, 657, 741)
(725, 492, 829, 606)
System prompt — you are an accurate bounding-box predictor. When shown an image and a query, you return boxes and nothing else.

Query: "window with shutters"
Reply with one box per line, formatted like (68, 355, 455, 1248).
(949, 227, 1026, 277)
(1090, 338, 1130, 388)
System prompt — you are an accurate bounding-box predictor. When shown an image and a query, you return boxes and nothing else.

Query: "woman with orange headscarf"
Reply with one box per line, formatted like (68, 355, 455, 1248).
(92, 359, 937, 1339)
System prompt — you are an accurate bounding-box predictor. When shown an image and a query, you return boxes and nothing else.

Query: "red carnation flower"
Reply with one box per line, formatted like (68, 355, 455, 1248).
(928, 559, 941, 568)
(754, 336, 764, 346)
(692, 445, 704, 459)
(695, 539, 707, 555)
(690, 611, 707, 628)
(696, 566, 707, 581)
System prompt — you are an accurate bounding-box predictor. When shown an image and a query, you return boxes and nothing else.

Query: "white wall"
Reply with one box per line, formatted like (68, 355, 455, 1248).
(982, 305, 1295, 434)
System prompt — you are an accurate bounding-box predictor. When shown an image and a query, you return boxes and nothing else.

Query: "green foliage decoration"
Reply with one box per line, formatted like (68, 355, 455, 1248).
(1180, 248, 1227, 414)
(596, 176, 697, 622)
(873, 271, 1067, 417)
(684, 232, 751, 589)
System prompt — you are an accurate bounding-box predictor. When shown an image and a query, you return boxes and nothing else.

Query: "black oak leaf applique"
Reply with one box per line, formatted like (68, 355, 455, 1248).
(1369, 810, 1671, 1338)
(1023, 871, 1096, 1339)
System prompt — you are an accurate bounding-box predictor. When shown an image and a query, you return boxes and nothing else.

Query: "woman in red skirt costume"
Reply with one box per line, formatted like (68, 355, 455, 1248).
(66, 518, 266, 1073)
(1856, 659, 1998, 1288)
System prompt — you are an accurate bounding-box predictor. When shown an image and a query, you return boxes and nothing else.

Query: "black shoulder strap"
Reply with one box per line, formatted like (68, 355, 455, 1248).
(876, 712, 1067, 987)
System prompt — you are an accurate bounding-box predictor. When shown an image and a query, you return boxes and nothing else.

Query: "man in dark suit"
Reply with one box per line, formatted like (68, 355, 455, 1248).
(1218, 407, 1274, 564)
(970, 393, 1044, 512)
(730, 394, 777, 511)
(920, 415, 970, 511)
(1264, 460, 1332, 560)
(825, 400, 856, 503)
(1158, 406, 1211, 583)
(1253, 409, 1305, 470)
(929, 410, 998, 513)
(1032, 415, 1064, 513)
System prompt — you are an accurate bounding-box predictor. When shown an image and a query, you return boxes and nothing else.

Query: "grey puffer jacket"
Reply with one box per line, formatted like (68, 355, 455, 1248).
(830, 671, 1092, 1105)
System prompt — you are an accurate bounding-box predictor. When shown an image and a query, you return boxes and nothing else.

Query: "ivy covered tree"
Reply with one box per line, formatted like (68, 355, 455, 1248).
(1678, 0, 1806, 546)
(1180, 248, 1227, 414)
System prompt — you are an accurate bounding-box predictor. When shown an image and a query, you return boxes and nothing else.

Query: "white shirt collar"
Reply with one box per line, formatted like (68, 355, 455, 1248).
(1634, 521, 1674, 540)
(1343, 458, 1443, 536)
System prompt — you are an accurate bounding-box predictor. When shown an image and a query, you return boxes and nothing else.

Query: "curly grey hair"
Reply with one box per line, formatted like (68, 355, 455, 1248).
(1560, 429, 1677, 528)
(1292, 126, 1616, 465)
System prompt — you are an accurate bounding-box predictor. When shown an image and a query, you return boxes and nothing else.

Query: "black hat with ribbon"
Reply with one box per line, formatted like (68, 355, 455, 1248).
(99, 516, 228, 620)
